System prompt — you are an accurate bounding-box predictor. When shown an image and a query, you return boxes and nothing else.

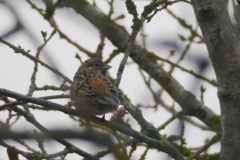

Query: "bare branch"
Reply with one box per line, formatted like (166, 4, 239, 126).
(56, 0, 221, 132)
(0, 88, 185, 159)
(193, 134, 221, 159)
(0, 37, 72, 84)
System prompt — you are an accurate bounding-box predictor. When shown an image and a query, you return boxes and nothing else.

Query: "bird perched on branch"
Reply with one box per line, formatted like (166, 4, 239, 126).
(70, 58, 119, 115)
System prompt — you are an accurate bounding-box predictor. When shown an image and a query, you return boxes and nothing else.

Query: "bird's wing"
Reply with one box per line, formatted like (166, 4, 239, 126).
(99, 75, 119, 105)
(88, 71, 119, 105)
(72, 70, 95, 97)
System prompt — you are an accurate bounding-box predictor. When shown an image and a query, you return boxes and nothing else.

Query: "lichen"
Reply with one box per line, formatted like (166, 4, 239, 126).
(173, 144, 192, 157)
(209, 115, 221, 124)
(131, 18, 141, 31)
(76, 0, 89, 6)
(200, 153, 220, 160)
(125, 0, 138, 18)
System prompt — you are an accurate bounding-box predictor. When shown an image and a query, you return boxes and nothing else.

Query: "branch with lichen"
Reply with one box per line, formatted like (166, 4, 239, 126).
(56, 0, 221, 132)
(139, 68, 212, 131)
(114, 0, 144, 89)
(147, 0, 192, 22)
(191, 133, 221, 159)
(0, 88, 185, 159)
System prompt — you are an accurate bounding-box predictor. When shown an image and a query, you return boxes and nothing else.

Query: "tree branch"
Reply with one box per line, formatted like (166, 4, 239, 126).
(0, 88, 185, 159)
(57, 0, 221, 132)
(192, 0, 240, 158)
(0, 37, 72, 84)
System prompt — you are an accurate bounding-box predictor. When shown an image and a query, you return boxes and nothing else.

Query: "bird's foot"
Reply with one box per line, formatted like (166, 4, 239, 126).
(101, 114, 105, 121)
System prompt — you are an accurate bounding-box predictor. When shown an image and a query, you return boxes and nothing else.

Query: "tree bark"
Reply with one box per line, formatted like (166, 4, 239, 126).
(192, 0, 240, 159)
(57, 0, 221, 132)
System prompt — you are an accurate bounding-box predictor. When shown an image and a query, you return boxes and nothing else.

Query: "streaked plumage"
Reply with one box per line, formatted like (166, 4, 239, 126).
(70, 58, 119, 115)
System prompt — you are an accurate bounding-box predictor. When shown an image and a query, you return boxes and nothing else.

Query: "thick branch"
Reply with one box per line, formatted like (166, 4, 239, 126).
(0, 88, 185, 159)
(57, 0, 221, 132)
(192, 0, 240, 159)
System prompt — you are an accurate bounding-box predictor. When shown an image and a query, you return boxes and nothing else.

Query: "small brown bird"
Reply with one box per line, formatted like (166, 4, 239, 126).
(70, 58, 119, 115)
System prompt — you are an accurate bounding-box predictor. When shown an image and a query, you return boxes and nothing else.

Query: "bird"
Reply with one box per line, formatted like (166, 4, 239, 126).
(70, 58, 119, 116)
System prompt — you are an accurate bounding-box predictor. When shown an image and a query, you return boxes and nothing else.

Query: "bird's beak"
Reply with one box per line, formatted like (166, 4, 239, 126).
(104, 64, 112, 70)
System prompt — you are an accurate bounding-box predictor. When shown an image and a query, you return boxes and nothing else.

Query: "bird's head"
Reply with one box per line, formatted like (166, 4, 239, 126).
(79, 58, 111, 75)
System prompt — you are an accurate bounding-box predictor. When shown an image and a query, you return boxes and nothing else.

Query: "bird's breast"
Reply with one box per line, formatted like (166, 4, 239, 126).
(88, 77, 112, 97)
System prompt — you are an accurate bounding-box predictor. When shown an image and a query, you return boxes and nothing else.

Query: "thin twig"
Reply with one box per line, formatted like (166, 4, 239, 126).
(141, 146, 150, 160)
(112, 130, 128, 159)
(168, 28, 197, 74)
(139, 69, 212, 131)
(0, 101, 23, 111)
(108, 0, 115, 19)
(0, 88, 185, 159)
(57, 29, 95, 57)
(156, 56, 217, 86)
(0, 37, 72, 84)
(39, 94, 70, 100)
(26, 0, 45, 15)
(157, 113, 181, 131)
(166, 8, 203, 40)
(114, 0, 146, 89)
(179, 119, 185, 145)
(200, 85, 206, 104)
(35, 85, 70, 91)
(0, 140, 70, 160)
(147, 0, 191, 22)
(193, 134, 221, 159)
(16, 139, 40, 153)
(34, 130, 47, 155)
(0, 94, 69, 111)
(140, 23, 147, 49)
(11, 106, 100, 160)
(104, 49, 120, 64)
(154, 90, 212, 131)
(27, 29, 57, 97)
(27, 0, 96, 57)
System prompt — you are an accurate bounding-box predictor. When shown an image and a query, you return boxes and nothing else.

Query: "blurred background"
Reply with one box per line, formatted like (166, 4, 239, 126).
(0, 0, 230, 159)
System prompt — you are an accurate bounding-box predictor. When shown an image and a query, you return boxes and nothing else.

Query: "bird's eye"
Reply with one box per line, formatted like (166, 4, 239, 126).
(94, 63, 99, 67)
